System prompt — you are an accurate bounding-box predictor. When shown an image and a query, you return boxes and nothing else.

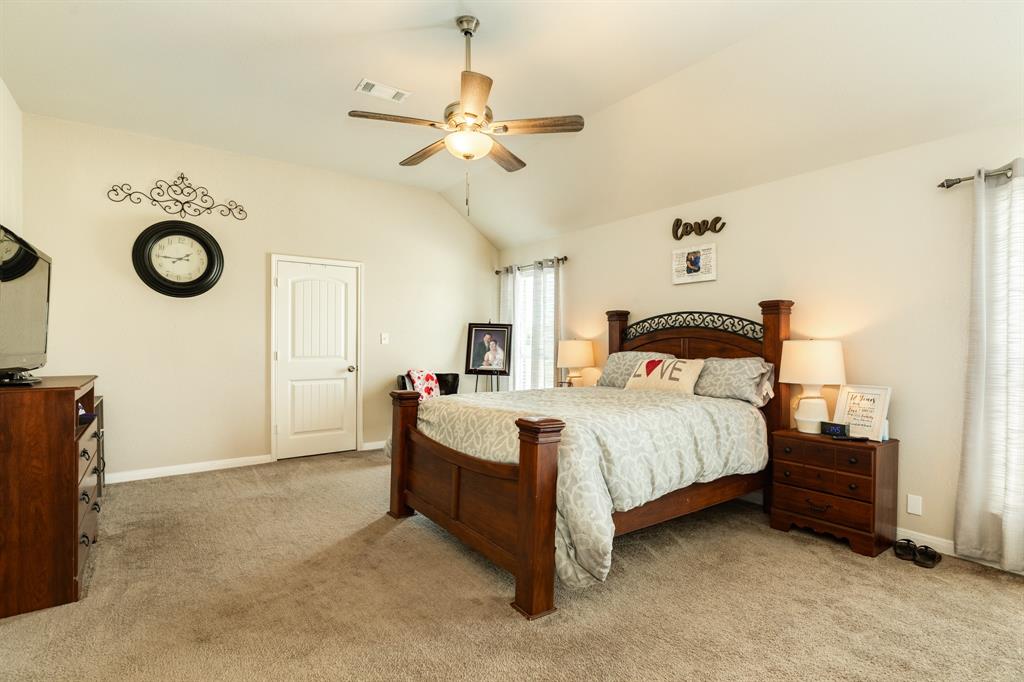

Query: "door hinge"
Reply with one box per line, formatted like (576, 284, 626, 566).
(273, 424, 278, 435)
(273, 277, 279, 287)
(273, 350, 278, 361)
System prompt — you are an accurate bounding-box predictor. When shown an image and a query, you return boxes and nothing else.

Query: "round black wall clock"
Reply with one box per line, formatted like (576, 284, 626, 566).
(132, 220, 224, 297)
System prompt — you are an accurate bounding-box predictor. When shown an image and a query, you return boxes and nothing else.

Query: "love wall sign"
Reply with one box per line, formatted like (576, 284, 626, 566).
(672, 216, 726, 239)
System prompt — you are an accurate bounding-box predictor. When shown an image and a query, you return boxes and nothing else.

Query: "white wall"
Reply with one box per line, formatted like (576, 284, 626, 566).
(500, 123, 1023, 542)
(24, 115, 497, 474)
(0, 76, 23, 232)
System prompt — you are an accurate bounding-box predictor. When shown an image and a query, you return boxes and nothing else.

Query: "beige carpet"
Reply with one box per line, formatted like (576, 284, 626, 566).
(1, 452, 1020, 681)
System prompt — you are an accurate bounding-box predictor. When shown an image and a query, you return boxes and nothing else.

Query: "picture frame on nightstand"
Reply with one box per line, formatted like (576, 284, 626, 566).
(834, 384, 891, 442)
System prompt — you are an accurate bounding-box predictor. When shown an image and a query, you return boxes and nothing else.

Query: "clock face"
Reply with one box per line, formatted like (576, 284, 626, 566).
(149, 235, 209, 283)
(132, 221, 224, 298)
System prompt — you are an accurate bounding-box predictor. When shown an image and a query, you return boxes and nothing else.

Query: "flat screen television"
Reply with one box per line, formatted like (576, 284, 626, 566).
(0, 226, 51, 384)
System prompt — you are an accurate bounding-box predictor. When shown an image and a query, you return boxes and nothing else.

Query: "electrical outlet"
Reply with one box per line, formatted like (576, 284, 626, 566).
(907, 494, 923, 516)
(380, 332, 390, 345)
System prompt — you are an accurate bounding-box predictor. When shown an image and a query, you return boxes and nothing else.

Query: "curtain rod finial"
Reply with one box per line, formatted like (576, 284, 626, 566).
(938, 178, 963, 189)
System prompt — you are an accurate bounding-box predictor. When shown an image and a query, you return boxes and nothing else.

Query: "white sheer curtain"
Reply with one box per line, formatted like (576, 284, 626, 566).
(955, 158, 1024, 572)
(498, 258, 562, 390)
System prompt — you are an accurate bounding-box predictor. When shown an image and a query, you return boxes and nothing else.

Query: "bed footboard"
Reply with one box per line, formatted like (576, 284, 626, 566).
(388, 390, 565, 619)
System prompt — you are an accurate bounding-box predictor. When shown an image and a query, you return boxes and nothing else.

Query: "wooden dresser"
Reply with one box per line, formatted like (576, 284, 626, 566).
(0, 376, 104, 619)
(769, 429, 897, 557)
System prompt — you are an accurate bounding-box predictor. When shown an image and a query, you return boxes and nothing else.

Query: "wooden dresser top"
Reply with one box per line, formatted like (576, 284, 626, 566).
(0, 375, 96, 393)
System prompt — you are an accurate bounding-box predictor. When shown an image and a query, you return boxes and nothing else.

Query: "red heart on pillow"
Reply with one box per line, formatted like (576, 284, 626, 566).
(645, 360, 663, 377)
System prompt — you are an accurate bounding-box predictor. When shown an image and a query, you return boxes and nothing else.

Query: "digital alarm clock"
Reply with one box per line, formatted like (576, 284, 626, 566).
(820, 421, 849, 437)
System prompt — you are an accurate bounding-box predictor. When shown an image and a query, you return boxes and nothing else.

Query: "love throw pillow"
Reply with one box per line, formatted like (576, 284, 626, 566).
(624, 358, 705, 394)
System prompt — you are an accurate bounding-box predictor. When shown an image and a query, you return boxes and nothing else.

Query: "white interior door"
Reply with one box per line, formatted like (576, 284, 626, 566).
(273, 259, 359, 458)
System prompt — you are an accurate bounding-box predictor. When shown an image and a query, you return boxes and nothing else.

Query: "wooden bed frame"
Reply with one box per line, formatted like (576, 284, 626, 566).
(388, 299, 793, 619)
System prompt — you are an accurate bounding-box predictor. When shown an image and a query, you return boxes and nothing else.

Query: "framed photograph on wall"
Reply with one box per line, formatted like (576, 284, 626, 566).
(834, 384, 892, 441)
(465, 323, 512, 376)
(672, 242, 717, 285)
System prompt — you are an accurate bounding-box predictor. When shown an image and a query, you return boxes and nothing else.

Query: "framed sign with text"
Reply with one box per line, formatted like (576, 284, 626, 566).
(834, 384, 892, 441)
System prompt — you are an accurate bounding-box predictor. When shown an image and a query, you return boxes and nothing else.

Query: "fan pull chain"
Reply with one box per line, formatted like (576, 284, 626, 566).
(465, 170, 470, 217)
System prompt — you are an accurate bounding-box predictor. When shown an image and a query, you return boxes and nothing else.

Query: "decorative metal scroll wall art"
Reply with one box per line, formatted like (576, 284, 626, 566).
(672, 216, 725, 240)
(624, 311, 764, 342)
(108, 173, 247, 220)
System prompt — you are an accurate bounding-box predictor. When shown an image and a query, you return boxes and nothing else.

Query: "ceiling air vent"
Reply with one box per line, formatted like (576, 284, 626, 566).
(355, 78, 411, 104)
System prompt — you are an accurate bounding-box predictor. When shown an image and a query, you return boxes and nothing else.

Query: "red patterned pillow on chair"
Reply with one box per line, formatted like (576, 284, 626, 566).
(407, 369, 441, 403)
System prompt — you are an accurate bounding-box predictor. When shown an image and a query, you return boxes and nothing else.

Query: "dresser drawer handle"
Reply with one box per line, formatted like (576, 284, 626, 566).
(80, 449, 91, 461)
(92, 429, 104, 442)
(848, 483, 859, 491)
(91, 502, 102, 514)
(805, 499, 832, 514)
(783, 446, 792, 454)
(79, 534, 91, 548)
(783, 470, 791, 477)
(92, 466, 101, 476)
(79, 491, 91, 504)
(848, 456, 859, 464)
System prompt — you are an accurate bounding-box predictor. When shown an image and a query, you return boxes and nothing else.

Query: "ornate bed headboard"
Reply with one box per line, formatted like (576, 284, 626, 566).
(606, 299, 794, 436)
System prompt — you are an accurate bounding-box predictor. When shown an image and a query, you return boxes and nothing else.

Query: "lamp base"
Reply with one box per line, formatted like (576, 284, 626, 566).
(794, 394, 830, 434)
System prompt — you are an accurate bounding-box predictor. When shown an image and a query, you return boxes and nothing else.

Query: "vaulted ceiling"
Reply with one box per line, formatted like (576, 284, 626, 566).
(1, 1, 1021, 248)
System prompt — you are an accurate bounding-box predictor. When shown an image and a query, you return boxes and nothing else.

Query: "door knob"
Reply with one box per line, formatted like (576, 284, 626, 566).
(347, 366, 357, 373)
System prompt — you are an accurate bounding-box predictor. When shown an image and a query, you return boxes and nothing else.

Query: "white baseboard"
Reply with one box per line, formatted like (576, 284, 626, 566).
(360, 440, 386, 451)
(895, 526, 955, 556)
(105, 454, 275, 484)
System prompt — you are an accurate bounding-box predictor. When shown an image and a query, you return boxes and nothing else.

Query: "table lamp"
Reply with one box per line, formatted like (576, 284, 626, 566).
(557, 339, 595, 387)
(778, 339, 846, 434)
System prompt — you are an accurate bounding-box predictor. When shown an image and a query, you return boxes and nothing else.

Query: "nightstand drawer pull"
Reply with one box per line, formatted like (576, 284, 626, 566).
(848, 456, 858, 464)
(848, 483, 858, 491)
(783, 470, 791, 477)
(784, 446, 793, 454)
(806, 499, 832, 514)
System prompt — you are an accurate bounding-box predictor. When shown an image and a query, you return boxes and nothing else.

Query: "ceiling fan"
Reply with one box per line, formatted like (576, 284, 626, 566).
(349, 15, 584, 173)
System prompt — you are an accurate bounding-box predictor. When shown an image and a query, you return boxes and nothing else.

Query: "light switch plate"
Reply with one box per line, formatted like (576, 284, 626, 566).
(907, 494, 923, 516)
(380, 332, 390, 345)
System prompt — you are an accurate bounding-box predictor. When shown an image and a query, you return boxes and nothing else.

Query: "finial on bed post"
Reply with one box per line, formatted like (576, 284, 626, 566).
(759, 300, 793, 513)
(512, 417, 565, 620)
(388, 390, 421, 519)
(606, 310, 629, 354)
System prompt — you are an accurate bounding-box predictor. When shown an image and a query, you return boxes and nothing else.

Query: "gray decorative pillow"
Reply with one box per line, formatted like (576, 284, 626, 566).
(597, 351, 676, 388)
(693, 357, 775, 407)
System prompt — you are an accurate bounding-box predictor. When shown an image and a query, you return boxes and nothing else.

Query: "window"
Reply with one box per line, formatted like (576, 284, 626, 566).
(499, 259, 562, 390)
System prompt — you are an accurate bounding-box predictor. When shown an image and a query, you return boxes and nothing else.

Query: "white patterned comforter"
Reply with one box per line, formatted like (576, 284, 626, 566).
(394, 387, 767, 588)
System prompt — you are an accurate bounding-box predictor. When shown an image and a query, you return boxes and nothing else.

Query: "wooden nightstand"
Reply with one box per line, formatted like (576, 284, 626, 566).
(769, 429, 898, 557)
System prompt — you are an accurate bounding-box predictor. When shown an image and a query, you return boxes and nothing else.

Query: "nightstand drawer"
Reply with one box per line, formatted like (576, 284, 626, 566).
(835, 447, 872, 475)
(774, 462, 834, 494)
(774, 483, 873, 532)
(835, 472, 872, 502)
(775, 437, 835, 468)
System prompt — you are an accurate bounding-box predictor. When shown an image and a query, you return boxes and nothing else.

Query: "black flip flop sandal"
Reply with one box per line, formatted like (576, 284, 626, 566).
(894, 538, 917, 560)
(913, 545, 942, 569)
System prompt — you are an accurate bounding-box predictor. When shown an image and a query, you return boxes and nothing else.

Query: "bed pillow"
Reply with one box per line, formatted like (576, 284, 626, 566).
(624, 358, 705, 394)
(693, 357, 775, 407)
(596, 351, 676, 388)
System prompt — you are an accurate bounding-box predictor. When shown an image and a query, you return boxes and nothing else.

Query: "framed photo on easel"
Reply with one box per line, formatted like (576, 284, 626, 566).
(834, 384, 892, 441)
(464, 323, 512, 376)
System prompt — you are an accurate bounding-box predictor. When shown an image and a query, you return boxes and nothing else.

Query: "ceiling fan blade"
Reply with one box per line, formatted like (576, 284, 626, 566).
(349, 111, 447, 130)
(399, 139, 447, 167)
(489, 139, 526, 172)
(490, 115, 585, 135)
(460, 71, 493, 121)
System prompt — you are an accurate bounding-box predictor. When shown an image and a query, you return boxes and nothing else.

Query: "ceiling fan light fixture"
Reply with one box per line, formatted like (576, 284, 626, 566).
(444, 130, 493, 160)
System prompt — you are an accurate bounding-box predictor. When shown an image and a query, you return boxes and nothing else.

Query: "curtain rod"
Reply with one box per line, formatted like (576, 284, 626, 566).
(937, 168, 1014, 189)
(494, 256, 567, 276)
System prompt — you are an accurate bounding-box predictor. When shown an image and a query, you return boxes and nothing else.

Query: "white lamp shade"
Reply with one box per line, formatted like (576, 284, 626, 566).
(778, 340, 846, 386)
(556, 339, 595, 369)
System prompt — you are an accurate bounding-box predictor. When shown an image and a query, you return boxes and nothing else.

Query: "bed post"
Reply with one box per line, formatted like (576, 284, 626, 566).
(759, 299, 793, 513)
(511, 416, 565, 620)
(606, 310, 629, 354)
(388, 390, 420, 519)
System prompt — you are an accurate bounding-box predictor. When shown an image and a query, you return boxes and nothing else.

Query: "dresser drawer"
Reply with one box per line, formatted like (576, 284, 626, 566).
(835, 471, 872, 502)
(775, 437, 835, 468)
(774, 462, 835, 494)
(77, 506, 99, 584)
(77, 480, 98, 528)
(773, 483, 873, 532)
(76, 419, 100, 483)
(835, 447, 873, 476)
